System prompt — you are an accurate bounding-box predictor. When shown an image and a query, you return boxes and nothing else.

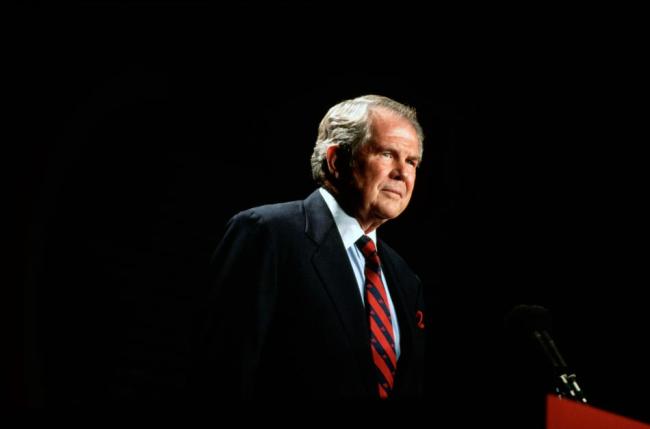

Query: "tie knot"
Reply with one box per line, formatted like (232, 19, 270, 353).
(355, 235, 378, 259)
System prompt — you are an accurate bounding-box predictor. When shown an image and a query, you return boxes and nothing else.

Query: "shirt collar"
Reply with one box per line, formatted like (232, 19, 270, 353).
(319, 187, 377, 250)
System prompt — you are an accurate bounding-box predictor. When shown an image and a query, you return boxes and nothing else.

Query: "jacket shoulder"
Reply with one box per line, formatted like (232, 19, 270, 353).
(229, 199, 305, 233)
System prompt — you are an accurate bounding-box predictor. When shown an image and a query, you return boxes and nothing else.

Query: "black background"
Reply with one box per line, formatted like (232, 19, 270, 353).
(10, 2, 648, 425)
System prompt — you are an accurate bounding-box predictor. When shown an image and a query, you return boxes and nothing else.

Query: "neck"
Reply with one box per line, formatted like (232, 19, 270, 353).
(323, 183, 385, 234)
(360, 221, 383, 234)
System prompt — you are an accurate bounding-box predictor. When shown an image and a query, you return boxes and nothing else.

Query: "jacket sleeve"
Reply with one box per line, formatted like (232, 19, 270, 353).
(197, 210, 279, 400)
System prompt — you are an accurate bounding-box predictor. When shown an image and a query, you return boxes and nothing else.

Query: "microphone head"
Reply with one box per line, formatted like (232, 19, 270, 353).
(505, 304, 553, 336)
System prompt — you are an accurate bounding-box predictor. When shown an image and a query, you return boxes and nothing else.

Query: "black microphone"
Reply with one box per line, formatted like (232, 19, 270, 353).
(505, 304, 587, 403)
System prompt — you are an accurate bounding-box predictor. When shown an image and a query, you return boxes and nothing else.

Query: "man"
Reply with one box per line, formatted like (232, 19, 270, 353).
(202, 94, 426, 400)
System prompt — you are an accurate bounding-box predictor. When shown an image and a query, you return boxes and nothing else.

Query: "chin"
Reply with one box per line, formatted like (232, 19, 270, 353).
(377, 207, 405, 220)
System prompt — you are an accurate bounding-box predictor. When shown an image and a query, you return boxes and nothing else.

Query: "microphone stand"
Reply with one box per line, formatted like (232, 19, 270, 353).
(533, 329, 587, 404)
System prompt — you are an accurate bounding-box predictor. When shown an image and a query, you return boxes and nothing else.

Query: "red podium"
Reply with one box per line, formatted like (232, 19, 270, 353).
(546, 394, 649, 429)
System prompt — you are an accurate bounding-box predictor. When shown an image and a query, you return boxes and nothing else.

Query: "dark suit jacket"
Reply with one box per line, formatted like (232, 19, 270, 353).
(200, 190, 426, 400)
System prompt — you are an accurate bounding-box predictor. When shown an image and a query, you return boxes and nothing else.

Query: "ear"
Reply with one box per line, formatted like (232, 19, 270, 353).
(325, 145, 341, 179)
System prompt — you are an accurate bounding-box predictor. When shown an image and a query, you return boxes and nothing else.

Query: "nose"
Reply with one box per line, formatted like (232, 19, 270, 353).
(389, 159, 412, 182)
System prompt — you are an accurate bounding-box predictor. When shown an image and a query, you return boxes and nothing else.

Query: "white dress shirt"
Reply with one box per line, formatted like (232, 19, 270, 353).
(319, 187, 401, 358)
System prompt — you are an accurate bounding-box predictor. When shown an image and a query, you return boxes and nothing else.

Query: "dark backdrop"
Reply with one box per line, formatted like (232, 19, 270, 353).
(12, 3, 647, 426)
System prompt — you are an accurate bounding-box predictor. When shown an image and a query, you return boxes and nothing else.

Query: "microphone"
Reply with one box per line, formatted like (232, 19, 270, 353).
(505, 304, 587, 403)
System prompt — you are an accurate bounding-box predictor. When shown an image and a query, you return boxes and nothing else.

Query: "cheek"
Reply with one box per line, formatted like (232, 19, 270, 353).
(406, 176, 416, 190)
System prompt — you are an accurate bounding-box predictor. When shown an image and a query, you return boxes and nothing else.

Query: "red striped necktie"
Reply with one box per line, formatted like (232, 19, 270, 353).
(356, 235, 397, 399)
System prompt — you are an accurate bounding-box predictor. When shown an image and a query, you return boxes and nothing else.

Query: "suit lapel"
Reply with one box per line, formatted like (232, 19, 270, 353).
(378, 242, 416, 368)
(303, 190, 376, 395)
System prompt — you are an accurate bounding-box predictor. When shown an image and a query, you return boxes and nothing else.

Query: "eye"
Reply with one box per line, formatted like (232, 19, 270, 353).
(407, 159, 419, 167)
(381, 151, 393, 158)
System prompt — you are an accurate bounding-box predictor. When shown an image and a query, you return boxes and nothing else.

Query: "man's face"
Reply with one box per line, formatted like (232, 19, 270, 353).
(349, 109, 421, 231)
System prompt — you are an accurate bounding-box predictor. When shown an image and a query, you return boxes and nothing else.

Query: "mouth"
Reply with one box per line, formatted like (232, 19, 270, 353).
(381, 188, 403, 198)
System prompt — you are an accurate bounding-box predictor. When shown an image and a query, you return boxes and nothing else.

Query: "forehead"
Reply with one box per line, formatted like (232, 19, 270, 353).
(369, 108, 421, 153)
